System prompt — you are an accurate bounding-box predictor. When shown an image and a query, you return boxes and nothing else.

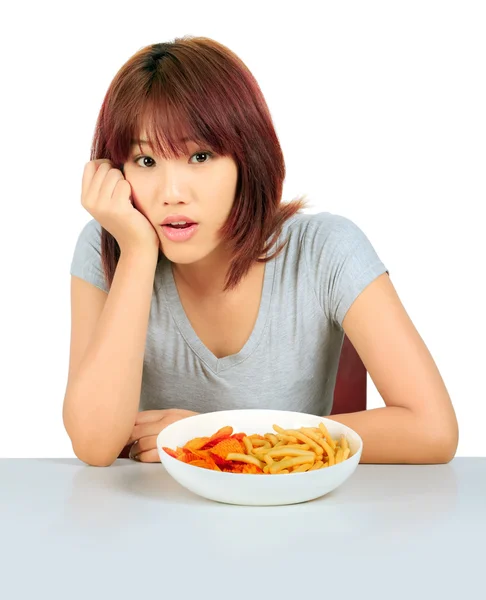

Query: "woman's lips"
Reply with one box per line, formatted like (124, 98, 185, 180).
(160, 223, 199, 242)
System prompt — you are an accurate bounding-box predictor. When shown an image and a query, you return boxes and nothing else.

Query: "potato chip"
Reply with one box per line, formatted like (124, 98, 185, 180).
(190, 449, 221, 471)
(210, 426, 234, 440)
(184, 437, 211, 451)
(162, 447, 178, 459)
(208, 438, 245, 460)
(188, 459, 215, 470)
(179, 448, 202, 463)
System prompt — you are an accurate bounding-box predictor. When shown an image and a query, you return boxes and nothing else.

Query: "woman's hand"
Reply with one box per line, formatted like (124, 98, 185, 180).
(81, 159, 160, 255)
(127, 409, 199, 462)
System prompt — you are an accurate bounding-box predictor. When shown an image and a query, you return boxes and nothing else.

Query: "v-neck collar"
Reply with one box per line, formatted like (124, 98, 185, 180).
(157, 250, 277, 374)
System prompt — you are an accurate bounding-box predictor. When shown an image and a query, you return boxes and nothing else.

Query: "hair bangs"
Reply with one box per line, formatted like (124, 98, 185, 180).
(107, 66, 237, 169)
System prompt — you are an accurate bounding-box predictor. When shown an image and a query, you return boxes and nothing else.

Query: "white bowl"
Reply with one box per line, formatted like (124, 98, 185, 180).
(157, 409, 363, 506)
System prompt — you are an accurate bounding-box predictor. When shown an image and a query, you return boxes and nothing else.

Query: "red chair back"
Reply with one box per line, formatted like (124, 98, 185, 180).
(331, 334, 366, 414)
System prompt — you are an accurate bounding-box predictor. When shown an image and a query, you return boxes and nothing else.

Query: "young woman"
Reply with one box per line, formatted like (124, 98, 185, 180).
(63, 36, 458, 467)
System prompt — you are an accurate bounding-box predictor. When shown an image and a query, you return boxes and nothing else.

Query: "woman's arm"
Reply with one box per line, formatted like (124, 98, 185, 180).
(327, 273, 459, 464)
(63, 248, 159, 467)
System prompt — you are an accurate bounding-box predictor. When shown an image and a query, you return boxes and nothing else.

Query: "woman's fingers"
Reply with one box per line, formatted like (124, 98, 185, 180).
(135, 409, 172, 424)
(131, 420, 167, 443)
(134, 448, 160, 463)
(134, 435, 157, 454)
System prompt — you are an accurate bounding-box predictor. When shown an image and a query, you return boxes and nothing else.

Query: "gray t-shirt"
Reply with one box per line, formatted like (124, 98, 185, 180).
(70, 211, 388, 416)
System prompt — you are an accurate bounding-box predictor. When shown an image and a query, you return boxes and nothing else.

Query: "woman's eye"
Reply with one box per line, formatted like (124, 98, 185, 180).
(134, 156, 155, 168)
(189, 151, 213, 164)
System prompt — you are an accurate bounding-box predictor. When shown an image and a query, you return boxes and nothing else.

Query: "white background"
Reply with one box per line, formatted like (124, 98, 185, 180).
(1, 1, 484, 458)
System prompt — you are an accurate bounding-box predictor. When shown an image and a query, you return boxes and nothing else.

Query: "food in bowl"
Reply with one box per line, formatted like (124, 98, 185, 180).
(157, 410, 363, 505)
(162, 421, 351, 474)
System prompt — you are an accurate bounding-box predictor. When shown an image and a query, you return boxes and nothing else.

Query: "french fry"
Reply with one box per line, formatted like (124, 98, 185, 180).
(318, 422, 337, 450)
(292, 463, 313, 473)
(252, 443, 311, 456)
(264, 433, 279, 446)
(321, 439, 335, 465)
(226, 453, 264, 468)
(270, 455, 316, 474)
(300, 428, 331, 453)
(323, 442, 335, 466)
(266, 448, 316, 459)
(309, 460, 324, 470)
(263, 454, 274, 466)
(283, 443, 311, 451)
(276, 433, 298, 444)
(242, 436, 253, 454)
(335, 447, 344, 464)
(284, 430, 324, 456)
(251, 439, 271, 448)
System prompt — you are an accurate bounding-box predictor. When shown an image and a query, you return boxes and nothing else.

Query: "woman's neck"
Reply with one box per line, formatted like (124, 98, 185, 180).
(172, 245, 233, 298)
(172, 246, 263, 299)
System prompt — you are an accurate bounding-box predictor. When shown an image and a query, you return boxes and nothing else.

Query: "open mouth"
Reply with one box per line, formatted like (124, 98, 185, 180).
(160, 222, 199, 242)
(165, 223, 195, 229)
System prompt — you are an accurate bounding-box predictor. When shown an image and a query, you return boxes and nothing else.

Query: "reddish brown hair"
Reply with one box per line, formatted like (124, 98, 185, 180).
(90, 35, 308, 291)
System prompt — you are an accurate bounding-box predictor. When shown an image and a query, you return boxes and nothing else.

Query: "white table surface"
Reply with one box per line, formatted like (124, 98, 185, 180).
(1, 457, 484, 600)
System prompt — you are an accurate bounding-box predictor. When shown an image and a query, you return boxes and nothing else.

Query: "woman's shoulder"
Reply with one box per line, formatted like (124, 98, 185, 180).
(283, 209, 383, 266)
(73, 217, 103, 248)
(282, 210, 362, 240)
(279, 211, 367, 259)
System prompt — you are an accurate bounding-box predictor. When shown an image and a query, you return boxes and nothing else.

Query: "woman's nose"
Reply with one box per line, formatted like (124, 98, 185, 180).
(158, 165, 189, 205)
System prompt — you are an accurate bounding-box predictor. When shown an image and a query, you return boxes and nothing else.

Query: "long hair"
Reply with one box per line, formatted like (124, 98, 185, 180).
(90, 35, 309, 291)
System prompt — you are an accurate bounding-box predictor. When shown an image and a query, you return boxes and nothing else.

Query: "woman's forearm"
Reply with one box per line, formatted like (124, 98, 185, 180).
(326, 406, 457, 464)
(63, 248, 158, 467)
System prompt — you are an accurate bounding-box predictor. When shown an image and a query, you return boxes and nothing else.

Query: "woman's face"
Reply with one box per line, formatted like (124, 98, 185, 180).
(122, 133, 239, 265)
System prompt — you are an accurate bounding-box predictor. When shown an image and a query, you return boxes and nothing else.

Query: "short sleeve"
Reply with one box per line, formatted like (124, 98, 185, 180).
(304, 213, 389, 328)
(69, 219, 109, 293)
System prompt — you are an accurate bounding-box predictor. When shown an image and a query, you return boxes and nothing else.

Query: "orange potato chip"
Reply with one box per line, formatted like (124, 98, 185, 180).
(163, 447, 178, 459)
(188, 459, 215, 470)
(221, 462, 245, 473)
(188, 449, 221, 471)
(199, 427, 237, 449)
(218, 462, 263, 474)
(208, 426, 233, 441)
(208, 438, 245, 460)
(179, 448, 202, 463)
(184, 437, 211, 451)
(199, 436, 231, 450)
(241, 464, 264, 474)
(213, 461, 232, 470)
